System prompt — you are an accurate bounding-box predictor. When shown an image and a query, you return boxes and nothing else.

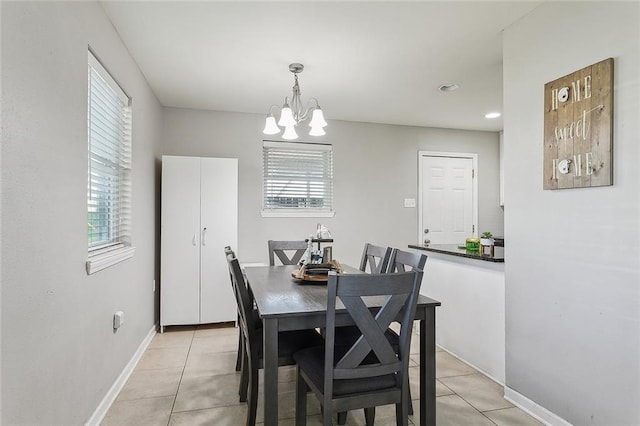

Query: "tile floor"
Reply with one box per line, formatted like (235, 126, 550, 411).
(101, 324, 542, 426)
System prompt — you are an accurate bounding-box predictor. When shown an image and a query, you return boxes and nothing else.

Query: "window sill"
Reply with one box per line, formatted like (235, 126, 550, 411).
(86, 245, 136, 275)
(261, 210, 335, 218)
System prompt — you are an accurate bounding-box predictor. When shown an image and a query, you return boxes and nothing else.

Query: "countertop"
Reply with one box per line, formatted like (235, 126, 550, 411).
(409, 244, 505, 263)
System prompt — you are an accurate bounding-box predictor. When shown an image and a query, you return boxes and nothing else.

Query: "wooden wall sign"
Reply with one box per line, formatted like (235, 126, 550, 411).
(543, 58, 613, 189)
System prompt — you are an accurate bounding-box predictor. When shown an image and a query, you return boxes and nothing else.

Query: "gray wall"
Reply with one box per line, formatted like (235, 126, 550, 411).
(503, 2, 639, 425)
(161, 108, 503, 267)
(1, 2, 162, 424)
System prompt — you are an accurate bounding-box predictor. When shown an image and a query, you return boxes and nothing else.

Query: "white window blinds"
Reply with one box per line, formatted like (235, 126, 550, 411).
(87, 51, 132, 252)
(263, 141, 334, 216)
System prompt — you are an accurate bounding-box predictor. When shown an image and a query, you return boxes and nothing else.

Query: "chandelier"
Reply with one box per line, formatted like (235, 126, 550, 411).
(262, 63, 327, 140)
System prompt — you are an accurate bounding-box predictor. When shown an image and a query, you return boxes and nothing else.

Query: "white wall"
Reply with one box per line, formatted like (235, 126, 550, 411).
(161, 108, 504, 267)
(503, 2, 640, 425)
(424, 254, 505, 383)
(1, 2, 162, 424)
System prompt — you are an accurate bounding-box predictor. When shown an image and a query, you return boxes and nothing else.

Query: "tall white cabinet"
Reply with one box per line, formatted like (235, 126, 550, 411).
(160, 155, 238, 330)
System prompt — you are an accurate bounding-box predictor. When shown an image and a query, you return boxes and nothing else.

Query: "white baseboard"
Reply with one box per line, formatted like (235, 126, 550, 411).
(438, 345, 504, 386)
(85, 325, 157, 426)
(504, 386, 573, 426)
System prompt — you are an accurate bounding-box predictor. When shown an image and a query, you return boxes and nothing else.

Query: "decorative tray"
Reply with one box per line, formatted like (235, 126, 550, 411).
(291, 260, 344, 282)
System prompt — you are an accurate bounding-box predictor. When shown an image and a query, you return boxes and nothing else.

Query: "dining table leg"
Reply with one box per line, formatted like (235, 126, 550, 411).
(263, 317, 279, 425)
(420, 308, 437, 426)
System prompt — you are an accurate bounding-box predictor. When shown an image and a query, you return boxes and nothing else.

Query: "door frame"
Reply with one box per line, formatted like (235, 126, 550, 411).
(417, 151, 479, 244)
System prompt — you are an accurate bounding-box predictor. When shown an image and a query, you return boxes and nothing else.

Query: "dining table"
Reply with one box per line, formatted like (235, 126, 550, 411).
(243, 264, 441, 426)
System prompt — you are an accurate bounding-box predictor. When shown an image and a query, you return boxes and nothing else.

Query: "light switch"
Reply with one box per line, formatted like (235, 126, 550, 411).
(403, 198, 416, 208)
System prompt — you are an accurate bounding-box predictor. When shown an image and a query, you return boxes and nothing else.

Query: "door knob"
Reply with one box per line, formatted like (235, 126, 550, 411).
(424, 238, 431, 245)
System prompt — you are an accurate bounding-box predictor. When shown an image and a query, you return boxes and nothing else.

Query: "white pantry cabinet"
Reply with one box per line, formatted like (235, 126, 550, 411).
(160, 155, 238, 330)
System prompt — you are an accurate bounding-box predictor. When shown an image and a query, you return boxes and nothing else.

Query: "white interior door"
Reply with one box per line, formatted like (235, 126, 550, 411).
(200, 157, 238, 323)
(161, 156, 201, 325)
(419, 153, 476, 245)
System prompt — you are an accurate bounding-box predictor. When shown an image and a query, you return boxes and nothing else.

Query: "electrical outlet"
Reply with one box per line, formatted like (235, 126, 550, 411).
(113, 311, 124, 329)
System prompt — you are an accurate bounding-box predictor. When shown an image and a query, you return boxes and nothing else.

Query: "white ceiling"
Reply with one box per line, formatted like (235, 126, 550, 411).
(100, 1, 542, 132)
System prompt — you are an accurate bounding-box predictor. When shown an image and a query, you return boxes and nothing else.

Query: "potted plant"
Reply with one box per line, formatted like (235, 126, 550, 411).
(480, 231, 494, 246)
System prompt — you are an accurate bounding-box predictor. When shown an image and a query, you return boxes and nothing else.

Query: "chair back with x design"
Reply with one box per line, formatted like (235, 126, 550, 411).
(328, 271, 421, 419)
(387, 248, 427, 273)
(358, 243, 392, 274)
(268, 240, 308, 266)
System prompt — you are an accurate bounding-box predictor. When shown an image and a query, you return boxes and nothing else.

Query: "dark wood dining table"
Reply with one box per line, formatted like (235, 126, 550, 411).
(243, 264, 441, 426)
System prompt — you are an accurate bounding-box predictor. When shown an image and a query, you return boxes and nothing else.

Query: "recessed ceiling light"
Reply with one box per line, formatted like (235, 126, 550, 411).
(438, 83, 459, 92)
(485, 112, 501, 119)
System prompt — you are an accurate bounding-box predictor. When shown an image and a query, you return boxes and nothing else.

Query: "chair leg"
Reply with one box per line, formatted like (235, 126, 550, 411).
(295, 367, 307, 426)
(322, 407, 332, 426)
(337, 411, 347, 424)
(364, 407, 375, 426)
(239, 351, 248, 402)
(246, 358, 259, 426)
(396, 395, 409, 426)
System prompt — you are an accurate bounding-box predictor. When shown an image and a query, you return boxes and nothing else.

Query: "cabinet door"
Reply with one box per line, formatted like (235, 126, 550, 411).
(200, 157, 238, 323)
(161, 156, 201, 326)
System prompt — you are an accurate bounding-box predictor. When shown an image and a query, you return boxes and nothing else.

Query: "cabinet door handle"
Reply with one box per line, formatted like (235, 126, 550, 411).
(202, 227, 207, 246)
(192, 234, 197, 246)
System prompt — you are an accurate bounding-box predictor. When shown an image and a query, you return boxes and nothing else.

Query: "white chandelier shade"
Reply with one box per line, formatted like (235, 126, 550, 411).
(263, 63, 327, 140)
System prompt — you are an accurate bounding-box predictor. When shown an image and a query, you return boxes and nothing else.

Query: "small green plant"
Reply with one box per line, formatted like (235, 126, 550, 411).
(481, 231, 493, 239)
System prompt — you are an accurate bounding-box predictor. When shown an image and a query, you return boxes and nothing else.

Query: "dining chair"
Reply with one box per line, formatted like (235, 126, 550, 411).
(293, 270, 423, 426)
(268, 240, 308, 266)
(224, 246, 244, 373)
(336, 242, 393, 423)
(359, 243, 392, 273)
(226, 250, 325, 426)
(388, 248, 427, 272)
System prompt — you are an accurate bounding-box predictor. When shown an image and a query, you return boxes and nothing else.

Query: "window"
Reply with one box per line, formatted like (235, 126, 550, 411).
(262, 141, 334, 217)
(86, 50, 134, 274)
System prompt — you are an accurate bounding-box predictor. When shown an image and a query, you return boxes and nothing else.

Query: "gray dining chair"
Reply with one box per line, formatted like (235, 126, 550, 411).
(335, 247, 425, 421)
(268, 240, 308, 266)
(224, 245, 245, 373)
(359, 243, 392, 273)
(225, 249, 324, 426)
(388, 248, 427, 273)
(293, 270, 423, 426)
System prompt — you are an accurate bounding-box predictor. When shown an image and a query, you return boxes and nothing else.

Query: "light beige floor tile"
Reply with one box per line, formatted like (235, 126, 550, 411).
(257, 364, 298, 385)
(107, 324, 522, 426)
(408, 366, 455, 398)
(194, 323, 238, 338)
(484, 407, 544, 426)
(101, 395, 174, 426)
(410, 394, 495, 426)
(256, 390, 321, 422)
(117, 367, 183, 401)
(190, 332, 239, 354)
(435, 351, 477, 378)
(440, 373, 513, 412)
(173, 373, 242, 412)
(149, 327, 194, 349)
(183, 350, 237, 377)
(137, 346, 190, 370)
(345, 403, 408, 426)
(410, 331, 421, 355)
(169, 404, 247, 426)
